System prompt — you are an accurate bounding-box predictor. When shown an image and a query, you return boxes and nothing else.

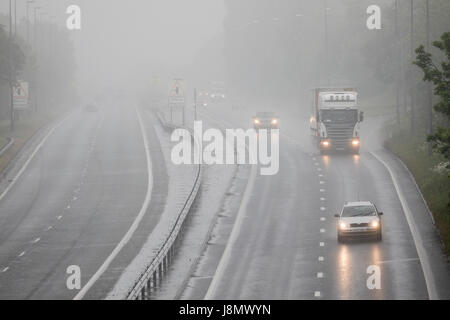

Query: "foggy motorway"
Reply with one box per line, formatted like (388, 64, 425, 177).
(0, 0, 449, 304)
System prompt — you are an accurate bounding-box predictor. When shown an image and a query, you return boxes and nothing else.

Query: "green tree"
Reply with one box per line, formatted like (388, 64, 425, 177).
(0, 24, 25, 85)
(414, 32, 450, 160)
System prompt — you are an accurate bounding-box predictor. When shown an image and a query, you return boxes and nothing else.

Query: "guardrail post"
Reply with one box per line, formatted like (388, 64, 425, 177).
(146, 279, 152, 298)
(141, 286, 146, 300)
(165, 254, 169, 271)
(152, 270, 157, 290)
(158, 263, 163, 284)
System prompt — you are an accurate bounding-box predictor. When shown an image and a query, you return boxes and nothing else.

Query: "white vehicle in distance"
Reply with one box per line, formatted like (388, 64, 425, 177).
(334, 201, 383, 242)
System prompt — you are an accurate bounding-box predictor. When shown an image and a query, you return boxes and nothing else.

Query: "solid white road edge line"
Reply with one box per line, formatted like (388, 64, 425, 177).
(73, 107, 153, 300)
(370, 151, 437, 300)
(204, 163, 257, 300)
(0, 112, 74, 203)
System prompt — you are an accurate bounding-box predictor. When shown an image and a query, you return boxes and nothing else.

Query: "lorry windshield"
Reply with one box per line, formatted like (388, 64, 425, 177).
(321, 109, 357, 123)
(342, 205, 376, 217)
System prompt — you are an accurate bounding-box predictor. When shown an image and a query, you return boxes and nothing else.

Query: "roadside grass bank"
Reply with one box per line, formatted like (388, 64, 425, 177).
(385, 124, 450, 255)
(0, 136, 7, 150)
(0, 110, 67, 174)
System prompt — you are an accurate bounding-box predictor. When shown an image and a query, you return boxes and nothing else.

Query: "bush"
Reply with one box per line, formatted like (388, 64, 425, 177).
(385, 127, 450, 254)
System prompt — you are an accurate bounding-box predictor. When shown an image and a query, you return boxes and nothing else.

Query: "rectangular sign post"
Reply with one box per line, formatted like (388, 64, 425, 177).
(194, 88, 197, 121)
(13, 80, 30, 110)
(168, 79, 186, 125)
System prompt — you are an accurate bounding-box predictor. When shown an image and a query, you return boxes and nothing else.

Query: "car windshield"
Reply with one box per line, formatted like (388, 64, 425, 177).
(342, 205, 376, 217)
(256, 112, 275, 119)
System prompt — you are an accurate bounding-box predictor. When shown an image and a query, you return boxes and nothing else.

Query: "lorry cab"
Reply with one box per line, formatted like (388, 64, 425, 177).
(310, 88, 364, 154)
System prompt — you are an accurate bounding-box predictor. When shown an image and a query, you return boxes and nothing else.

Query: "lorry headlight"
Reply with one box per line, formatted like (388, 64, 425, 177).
(271, 119, 278, 125)
(254, 119, 260, 125)
(352, 139, 360, 146)
(339, 222, 347, 229)
(321, 140, 330, 147)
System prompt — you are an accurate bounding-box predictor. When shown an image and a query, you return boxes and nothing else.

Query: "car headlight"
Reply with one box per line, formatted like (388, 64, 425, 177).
(370, 220, 379, 228)
(271, 119, 278, 125)
(352, 139, 360, 146)
(339, 222, 347, 230)
(254, 119, 260, 124)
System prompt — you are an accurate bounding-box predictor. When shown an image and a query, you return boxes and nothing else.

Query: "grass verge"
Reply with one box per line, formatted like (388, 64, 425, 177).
(385, 126, 450, 255)
(0, 111, 64, 174)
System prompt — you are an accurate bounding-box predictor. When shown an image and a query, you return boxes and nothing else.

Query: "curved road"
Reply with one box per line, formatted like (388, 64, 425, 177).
(0, 104, 167, 299)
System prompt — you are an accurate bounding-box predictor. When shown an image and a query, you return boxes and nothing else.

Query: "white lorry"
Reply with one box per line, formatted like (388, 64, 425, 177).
(310, 87, 364, 154)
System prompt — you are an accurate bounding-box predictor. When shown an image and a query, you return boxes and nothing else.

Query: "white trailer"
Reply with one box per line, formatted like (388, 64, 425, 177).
(310, 87, 364, 154)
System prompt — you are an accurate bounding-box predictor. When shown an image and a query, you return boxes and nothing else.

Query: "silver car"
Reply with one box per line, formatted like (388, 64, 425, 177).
(334, 201, 383, 242)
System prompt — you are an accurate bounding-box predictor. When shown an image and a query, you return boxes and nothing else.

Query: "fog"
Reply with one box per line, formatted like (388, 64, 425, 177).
(1, 0, 449, 111)
(1, 0, 225, 98)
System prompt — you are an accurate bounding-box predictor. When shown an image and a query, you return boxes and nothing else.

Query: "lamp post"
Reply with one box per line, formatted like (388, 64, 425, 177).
(33, 6, 42, 112)
(394, 0, 400, 124)
(33, 6, 41, 50)
(426, 0, 433, 154)
(410, 0, 415, 132)
(26, 1, 35, 45)
(324, 1, 331, 86)
(9, 0, 14, 131)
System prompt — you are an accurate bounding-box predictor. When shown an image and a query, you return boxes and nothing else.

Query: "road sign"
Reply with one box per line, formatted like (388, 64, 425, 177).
(169, 79, 185, 108)
(13, 80, 30, 110)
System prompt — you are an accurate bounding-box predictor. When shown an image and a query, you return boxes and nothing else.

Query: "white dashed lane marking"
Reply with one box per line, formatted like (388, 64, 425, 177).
(318, 256, 324, 262)
(317, 272, 324, 278)
(314, 291, 321, 297)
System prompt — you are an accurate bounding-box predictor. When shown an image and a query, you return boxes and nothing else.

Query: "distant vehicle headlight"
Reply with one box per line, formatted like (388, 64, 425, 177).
(339, 222, 348, 230)
(271, 118, 278, 125)
(370, 220, 379, 228)
(254, 119, 260, 125)
(352, 139, 360, 146)
(222, 94, 226, 98)
(211, 94, 216, 98)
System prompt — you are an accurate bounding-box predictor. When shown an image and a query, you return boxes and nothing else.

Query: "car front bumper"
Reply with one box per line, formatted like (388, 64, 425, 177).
(339, 228, 380, 238)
